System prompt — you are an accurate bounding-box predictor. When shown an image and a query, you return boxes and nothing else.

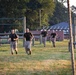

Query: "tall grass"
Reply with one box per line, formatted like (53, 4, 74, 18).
(0, 40, 76, 75)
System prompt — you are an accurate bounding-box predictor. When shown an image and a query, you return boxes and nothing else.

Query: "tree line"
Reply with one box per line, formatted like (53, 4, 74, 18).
(0, 0, 75, 32)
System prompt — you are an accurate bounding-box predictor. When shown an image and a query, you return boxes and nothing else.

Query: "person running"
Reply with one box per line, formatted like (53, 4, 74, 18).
(41, 29, 47, 47)
(8, 29, 18, 55)
(23, 28, 33, 55)
(50, 30, 57, 47)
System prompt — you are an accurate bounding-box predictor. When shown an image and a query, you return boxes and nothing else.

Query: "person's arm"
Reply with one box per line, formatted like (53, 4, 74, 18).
(8, 34, 11, 41)
(14, 38, 18, 41)
(23, 33, 26, 40)
(14, 34, 18, 41)
(8, 38, 11, 41)
(30, 33, 34, 41)
(55, 33, 57, 38)
(46, 31, 48, 36)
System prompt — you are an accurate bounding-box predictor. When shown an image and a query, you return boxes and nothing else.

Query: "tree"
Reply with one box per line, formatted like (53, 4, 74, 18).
(49, 2, 67, 25)
(0, 0, 28, 17)
(25, 0, 55, 29)
(49, 2, 75, 25)
(0, 0, 55, 31)
(0, 0, 27, 32)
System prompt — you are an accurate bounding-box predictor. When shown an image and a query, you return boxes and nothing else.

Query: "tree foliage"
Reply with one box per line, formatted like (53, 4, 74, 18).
(0, 0, 55, 32)
(0, 0, 75, 32)
(49, 2, 68, 25)
(49, 2, 75, 25)
(0, 0, 27, 17)
(25, 0, 55, 29)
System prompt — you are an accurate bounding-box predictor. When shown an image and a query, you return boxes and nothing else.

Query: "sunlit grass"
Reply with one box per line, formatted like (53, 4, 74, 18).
(0, 39, 76, 75)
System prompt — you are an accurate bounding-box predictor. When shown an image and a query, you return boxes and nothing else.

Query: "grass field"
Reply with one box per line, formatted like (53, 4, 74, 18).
(0, 40, 76, 75)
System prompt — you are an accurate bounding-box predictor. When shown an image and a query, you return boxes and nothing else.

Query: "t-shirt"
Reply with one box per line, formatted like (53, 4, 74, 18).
(24, 32, 33, 41)
(9, 33, 18, 42)
(51, 33, 56, 38)
(41, 31, 47, 37)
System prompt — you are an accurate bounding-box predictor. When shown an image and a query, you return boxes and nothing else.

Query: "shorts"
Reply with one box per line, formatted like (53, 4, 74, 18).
(51, 38, 56, 43)
(10, 41, 17, 50)
(42, 37, 47, 43)
(25, 41, 32, 51)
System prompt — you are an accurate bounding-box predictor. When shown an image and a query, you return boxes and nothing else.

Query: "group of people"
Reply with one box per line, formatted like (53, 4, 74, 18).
(41, 29, 57, 47)
(8, 28, 57, 55)
(8, 28, 33, 55)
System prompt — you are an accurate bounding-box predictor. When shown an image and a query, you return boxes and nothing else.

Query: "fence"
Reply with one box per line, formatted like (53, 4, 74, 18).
(0, 30, 64, 45)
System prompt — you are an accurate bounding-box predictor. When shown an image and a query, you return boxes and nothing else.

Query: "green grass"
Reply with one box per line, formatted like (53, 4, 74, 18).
(0, 40, 76, 75)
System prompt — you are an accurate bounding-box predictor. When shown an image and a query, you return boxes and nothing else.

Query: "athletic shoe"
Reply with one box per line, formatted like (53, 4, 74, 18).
(27, 51, 31, 55)
(29, 51, 31, 55)
(11, 52, 13, 55)
(15, 51, 18, 54)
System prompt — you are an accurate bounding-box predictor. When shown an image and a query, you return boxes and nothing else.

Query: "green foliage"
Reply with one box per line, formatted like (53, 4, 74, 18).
(49, 2, 68, 25)
(0, 0, 27, 17)
(49, 1, 76, 25)
(0, 0, 27, 32)
(0, 0, 55, 31)
(25, 0, 55, 29)
(0, 0, 75, 31)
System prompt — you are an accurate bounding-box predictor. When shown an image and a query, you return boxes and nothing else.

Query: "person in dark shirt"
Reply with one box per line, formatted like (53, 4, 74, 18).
(24, 28, 33, 55)
(8, 29, 18, 55)
(41, 29, 47, 47)
(50, 30, 57, 47)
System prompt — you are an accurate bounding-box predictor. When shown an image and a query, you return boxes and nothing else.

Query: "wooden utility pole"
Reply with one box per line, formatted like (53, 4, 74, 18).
(23, 17, 26, 47)
(39, 9, 42, 44)
(23, 17, 26, 33)
(39, 9, 41, 27)
(67, 0, 75, 75)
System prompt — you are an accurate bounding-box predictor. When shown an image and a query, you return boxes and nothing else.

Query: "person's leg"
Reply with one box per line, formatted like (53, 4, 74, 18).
(51, 38, 54, 47)
(42, 37, 45, 47)
(10, 42, 14, 55)
(14, 41, 18, 54)
(52, 38, 56, 47)
(43, 37, 45, 47)
(53, 41, 55, 47)
(27, 48, 31, 55)
(44, 37, 47, 47)
(24, 41, 28, 54)
(27, 41, 32, 55)
(42, 37, 44, 45)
